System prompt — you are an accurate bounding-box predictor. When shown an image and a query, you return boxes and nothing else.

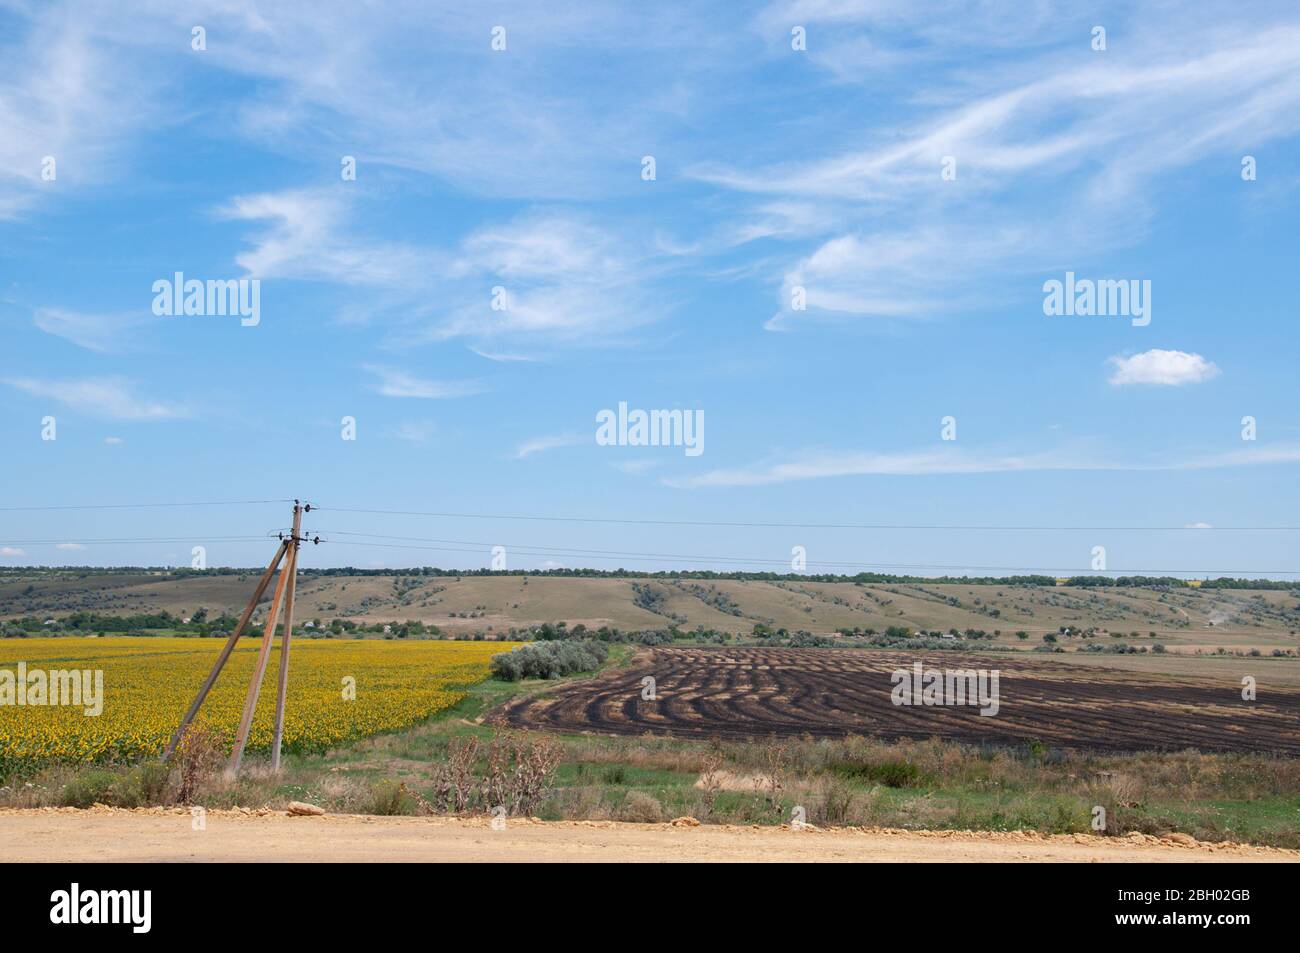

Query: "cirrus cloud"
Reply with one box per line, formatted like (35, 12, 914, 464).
(4, 376, 188, 420)
(362, 364, 487, 400)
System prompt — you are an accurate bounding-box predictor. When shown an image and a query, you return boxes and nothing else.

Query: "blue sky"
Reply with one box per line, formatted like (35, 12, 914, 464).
(2, 0, 1298, 577)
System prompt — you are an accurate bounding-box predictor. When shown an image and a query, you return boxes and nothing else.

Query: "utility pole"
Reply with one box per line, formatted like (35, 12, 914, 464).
(269, 504, 302, 773)
(164, 500, 317, 779)
(162, 538, 287, 761)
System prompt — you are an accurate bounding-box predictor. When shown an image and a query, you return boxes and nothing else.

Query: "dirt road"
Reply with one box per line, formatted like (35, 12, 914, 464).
(2, 808, 1294, 862)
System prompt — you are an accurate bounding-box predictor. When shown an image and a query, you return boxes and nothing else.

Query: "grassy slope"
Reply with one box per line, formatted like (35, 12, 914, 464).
(4, 573, 1299, 648)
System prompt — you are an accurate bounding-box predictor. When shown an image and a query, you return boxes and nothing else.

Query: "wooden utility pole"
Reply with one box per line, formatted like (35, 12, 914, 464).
(270, 518, 301, 772)
(162, 538, 288, 760)
(165, 500, 315, 779)
(228, 501, 304, 776)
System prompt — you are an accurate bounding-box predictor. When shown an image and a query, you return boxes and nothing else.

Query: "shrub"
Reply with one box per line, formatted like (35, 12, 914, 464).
(490, 640, 609, 681)
(369, 779, 417, 815)
(618, 790, 664, 823)
(480, 734, 563, 816)
(429, 737, 480, 814)
(818, 779, 856, 825)
(116, 761, 172, 807)
(174, 724, 228, 803)
(61, 770, 122, 808)
(829, 759, 922, 788)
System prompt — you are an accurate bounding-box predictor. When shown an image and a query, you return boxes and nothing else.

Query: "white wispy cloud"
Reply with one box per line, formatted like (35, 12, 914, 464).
(708, 24, 1300, 200)
(469, 347, 540, 363)
(221, 189, 434, 286)
(219, 196, 665, 349)
(1107, 349, 1221, 386)
(4, 376, 188, 420)
(514, 433, 585, 459)
(55, 542, 86, 550)
(423, 213, 664, 347)
(0, 7, 157, 218)
(763, 224, 1041, 330)
(33, 307, 153, 352)
(154, 2, 721, 200)
(0, 547, 26, 558)
(666, 443, 1300, 488)
(700, 17, 1300, 329)
(386, 421, 438, 444)
(362, 364, 487, 400)
(611, 458, 664, 475)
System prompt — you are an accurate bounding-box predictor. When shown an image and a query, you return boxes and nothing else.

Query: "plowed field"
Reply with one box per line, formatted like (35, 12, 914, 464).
(494, 647, 1300, 753)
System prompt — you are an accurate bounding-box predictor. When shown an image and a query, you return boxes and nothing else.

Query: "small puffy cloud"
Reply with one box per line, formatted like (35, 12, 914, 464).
(104, 436, 124, 445)
(1107, 349, 1221, 387)
(1, 547, 26, 557)
(56, 542, 86, 550)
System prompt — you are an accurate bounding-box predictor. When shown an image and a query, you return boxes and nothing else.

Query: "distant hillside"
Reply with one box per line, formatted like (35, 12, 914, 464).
(2, 570, 1298, 651)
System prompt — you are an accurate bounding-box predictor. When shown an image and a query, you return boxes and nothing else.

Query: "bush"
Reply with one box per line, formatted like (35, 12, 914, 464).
(61, 761, 176, 808)
(61, 770, 123, 808)
(618, 790, 664, 823)
(369, 780, 417, 815)
(490, 640, 609, 681)
(818, 779, 856, 825)
(116, 762, 172, 806)
(829, 759, 922, 788)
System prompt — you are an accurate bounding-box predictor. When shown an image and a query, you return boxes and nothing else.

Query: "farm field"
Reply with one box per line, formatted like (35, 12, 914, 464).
(3, 643, 1298, 848)
(1045, 649, 1300, 688)
(495, 646, 1300, 754)
(0, 637, 512, 775)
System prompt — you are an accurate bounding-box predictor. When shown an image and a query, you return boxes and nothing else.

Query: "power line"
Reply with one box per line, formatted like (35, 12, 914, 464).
(327, 534, 1300, 576)
(1, 499, 1292, 575)
(312, 506, 1300, 532)
(2, 498, 1295, 531)
(0, 536, 270, 546)
(0, 499, 292, 513)
(320, 529, 1292, 574)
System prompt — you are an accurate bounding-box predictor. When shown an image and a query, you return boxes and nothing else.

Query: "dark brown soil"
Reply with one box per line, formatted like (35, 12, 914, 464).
(493, 647, 1300, 754)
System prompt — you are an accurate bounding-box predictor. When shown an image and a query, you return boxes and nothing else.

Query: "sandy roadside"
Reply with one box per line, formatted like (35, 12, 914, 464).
(1, 807, 1295, 862)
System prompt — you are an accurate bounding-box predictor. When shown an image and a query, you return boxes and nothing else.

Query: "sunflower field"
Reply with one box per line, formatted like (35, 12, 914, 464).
(0, 637, 515, 775)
